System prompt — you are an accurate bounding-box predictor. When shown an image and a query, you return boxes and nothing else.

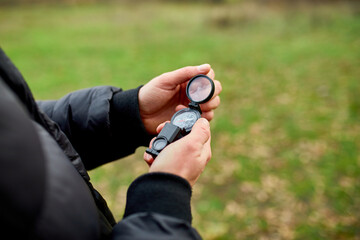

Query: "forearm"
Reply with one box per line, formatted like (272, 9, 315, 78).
(37, 86, 153, 169)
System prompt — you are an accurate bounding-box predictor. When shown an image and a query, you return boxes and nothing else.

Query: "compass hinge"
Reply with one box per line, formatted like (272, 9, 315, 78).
(188, 102, 202, 114)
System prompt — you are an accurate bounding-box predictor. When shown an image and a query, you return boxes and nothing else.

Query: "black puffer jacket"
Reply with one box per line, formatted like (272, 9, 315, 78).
(0, 49, 201, 240)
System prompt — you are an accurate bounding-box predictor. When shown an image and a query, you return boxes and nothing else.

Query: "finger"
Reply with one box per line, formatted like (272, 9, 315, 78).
(161, 64, 212, 87)
(144, 137, 157, 165)
(144, 152, 154, 166)
(201, 111, 214, 121)
(149, 137, 155, 148)
(175, 104, 187, 112)
(188, 118, 211, 145)
(202, 136, 212, 164)
(207, 68, 215, 80)
(156, 121, 170, 133)
(200, 96, 221, 112)
(212, 80, 222, 99)
(146, 121, 170, 165)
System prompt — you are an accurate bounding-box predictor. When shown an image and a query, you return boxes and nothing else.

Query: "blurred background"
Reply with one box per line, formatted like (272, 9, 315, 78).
(1, 0, 359, 239)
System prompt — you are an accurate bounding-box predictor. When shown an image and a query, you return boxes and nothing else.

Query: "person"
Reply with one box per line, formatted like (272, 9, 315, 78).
(0, 48, 222, 240)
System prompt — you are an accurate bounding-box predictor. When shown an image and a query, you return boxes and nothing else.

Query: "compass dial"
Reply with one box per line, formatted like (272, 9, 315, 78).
(171, 108, 201, 131)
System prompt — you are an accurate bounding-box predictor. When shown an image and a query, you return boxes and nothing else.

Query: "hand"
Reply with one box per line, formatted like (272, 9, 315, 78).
(144, 118, 211, 187)
(138, 64, 222, 135)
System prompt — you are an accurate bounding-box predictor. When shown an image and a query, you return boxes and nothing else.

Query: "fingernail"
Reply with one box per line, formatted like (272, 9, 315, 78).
(198, 64, 210, 73)
(201, 118, 210, 128)
(144, 153, 151, 161)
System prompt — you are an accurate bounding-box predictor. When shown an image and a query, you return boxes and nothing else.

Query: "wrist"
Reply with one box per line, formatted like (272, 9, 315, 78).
(111, 86, 153, 146)
(123, 172, 193, 223)
(138, 86, 154, 134)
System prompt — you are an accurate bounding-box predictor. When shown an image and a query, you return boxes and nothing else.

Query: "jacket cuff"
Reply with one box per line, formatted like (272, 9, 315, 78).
(123, 172, 193, 224)
(111, 86, 153, 146)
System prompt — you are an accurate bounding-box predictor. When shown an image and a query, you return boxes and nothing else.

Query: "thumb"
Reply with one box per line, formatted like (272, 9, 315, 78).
(163, 64, 211, 86)
(188, 118, 211, 145)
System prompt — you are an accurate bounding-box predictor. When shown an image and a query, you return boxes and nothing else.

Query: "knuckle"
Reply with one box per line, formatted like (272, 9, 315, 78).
(216, 80, 223, 93)
(184, 141, 199, 152)
(199, 126, 211, 141)
(216, 95, 221, 104)
(207, 151, 212, 162)
(182, 66, 195, 77)
(159, 72, 170, 79)
(204, 111, 214, 121)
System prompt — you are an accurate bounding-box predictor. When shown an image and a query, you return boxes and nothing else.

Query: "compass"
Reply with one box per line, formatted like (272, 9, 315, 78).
(146, 74, 215, 158)
(171, 108, 200, 132)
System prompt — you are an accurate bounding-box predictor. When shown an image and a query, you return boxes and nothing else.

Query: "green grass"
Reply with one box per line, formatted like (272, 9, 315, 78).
(1, 2, 359, 239)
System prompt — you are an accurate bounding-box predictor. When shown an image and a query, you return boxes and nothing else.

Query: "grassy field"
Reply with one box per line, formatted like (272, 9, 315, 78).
(1, 1, 359, 239)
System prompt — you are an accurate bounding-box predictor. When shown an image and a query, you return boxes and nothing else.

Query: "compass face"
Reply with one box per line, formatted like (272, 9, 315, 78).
(171, 108, 200, 131)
